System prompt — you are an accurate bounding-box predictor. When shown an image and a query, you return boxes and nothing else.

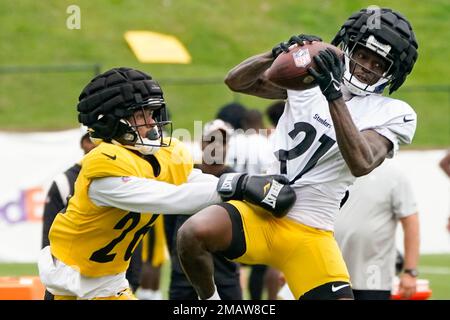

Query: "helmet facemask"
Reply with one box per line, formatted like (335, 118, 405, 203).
(113, 97, 172, 155)
(342, 35, 394, 96)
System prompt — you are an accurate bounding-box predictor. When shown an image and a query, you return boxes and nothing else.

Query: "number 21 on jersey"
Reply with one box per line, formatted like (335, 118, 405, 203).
(275, 121, 335, 184)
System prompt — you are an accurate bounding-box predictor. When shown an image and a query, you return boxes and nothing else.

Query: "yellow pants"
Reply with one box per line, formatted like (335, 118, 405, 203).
(54, 288, 137, 300)
(228, 200, 350, 299)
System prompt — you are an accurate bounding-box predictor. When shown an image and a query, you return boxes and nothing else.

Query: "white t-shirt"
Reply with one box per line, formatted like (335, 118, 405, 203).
(226, 132, 277, 175)
(334, 162, 418, 290)
(269, 86, 416, 231)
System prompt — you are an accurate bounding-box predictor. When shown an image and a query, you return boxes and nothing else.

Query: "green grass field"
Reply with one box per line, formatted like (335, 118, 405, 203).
(0, 0, 449, 146)
(1, 254, 449, 300)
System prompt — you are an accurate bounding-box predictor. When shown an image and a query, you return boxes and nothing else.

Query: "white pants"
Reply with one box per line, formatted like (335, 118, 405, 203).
(38, 246, 129, 299)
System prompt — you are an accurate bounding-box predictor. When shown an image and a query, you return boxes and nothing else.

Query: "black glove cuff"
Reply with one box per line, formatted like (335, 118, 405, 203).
(325, 90, 343, 102)
(217, 173, 247, 201)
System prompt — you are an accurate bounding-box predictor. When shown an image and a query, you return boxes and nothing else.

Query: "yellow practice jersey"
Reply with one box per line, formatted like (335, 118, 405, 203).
(49, 138, 193, 277)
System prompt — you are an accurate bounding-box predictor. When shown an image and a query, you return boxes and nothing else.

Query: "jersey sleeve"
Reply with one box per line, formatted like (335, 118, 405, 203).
(88, 175, 221, 215)
(187, 168, 219, 184)
(365, 99, 417, 158)
(81, 143, 148, 179)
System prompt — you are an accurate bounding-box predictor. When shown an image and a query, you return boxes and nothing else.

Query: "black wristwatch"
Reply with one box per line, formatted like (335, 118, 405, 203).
(403, 269, 419, 277)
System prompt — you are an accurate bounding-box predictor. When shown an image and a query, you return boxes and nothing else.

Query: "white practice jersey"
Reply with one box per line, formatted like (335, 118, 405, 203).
(269, 86, 417, 231)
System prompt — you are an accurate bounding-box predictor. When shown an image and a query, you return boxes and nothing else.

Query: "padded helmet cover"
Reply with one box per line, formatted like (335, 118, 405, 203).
(77, 67, 164, 140)
(331, 8, 418, 93)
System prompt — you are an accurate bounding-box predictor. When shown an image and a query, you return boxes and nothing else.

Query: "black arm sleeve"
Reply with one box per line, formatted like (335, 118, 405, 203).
(41, 182, 65, 248)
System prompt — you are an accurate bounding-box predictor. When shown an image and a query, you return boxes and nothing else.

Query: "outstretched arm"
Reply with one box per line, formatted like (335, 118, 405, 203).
(225, 35, 323, 99)
(88, 175, 221, 215)
(224, 51, 287, 99)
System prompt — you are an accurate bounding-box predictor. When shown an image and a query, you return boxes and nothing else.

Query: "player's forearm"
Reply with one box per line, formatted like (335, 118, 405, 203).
(328, 98, 385, 177)
(225, 51, 273, 90)
(401, 213, 420, 270)
(224, 51, 287, 99)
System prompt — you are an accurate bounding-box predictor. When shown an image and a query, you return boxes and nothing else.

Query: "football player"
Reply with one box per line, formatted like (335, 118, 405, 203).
(177, 8, 419, 300)
(38, 67, 296, 300)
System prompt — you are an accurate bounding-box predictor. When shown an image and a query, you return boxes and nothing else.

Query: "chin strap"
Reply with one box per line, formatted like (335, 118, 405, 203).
(110, 139, 160, 155)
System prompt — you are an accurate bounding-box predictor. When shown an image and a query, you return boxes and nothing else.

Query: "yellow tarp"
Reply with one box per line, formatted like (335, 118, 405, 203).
(124, 31, 191, 64)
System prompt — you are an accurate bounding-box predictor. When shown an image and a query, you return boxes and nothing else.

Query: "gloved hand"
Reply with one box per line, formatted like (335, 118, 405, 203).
(308, 48, 345, 101)
(217, 173, 296, 218)
(272, 34, 323, 59)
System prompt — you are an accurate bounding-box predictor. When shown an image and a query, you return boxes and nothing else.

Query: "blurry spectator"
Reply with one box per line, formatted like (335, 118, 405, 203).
(198, 119, 235, 174)
(438, 151, 450, 233)
(242, 109, 265, 132)
(265, 101, 285, 134)
(164, 120, 242, 300)
(335, 161, 420, 300)
(216, 102, 247, 130)
(439, 151, 450, 177)
(226, 109, 275, 175)
(135, 218, 168, 300)
(41, 132, 95, 248)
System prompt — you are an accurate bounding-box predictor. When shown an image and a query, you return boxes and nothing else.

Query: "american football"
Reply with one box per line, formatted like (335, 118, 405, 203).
(265, 41, 343, 91)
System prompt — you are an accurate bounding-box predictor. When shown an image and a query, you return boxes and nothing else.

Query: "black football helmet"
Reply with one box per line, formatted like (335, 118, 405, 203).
(77, 67, 172, 155)
(332, 7, 418, 95)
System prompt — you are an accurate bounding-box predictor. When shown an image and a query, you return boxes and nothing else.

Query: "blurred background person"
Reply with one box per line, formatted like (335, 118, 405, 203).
(216, 102, 247, 132)
(225, 107, 275, 175)
(439, 151, 450, 177)
(335, 161, 420, 300)
(41, 131, 95, 249)
(438, 151, 450, 233)
(265, 101, 286, 136)
(135, 218, 168, 300)
(164, 119, 242, 300)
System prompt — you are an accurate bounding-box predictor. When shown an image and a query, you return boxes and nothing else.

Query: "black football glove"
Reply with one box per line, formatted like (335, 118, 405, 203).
(217, 173, 296, 218)
(308, 48, 345, 101)
(272, 34, 322, 59)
